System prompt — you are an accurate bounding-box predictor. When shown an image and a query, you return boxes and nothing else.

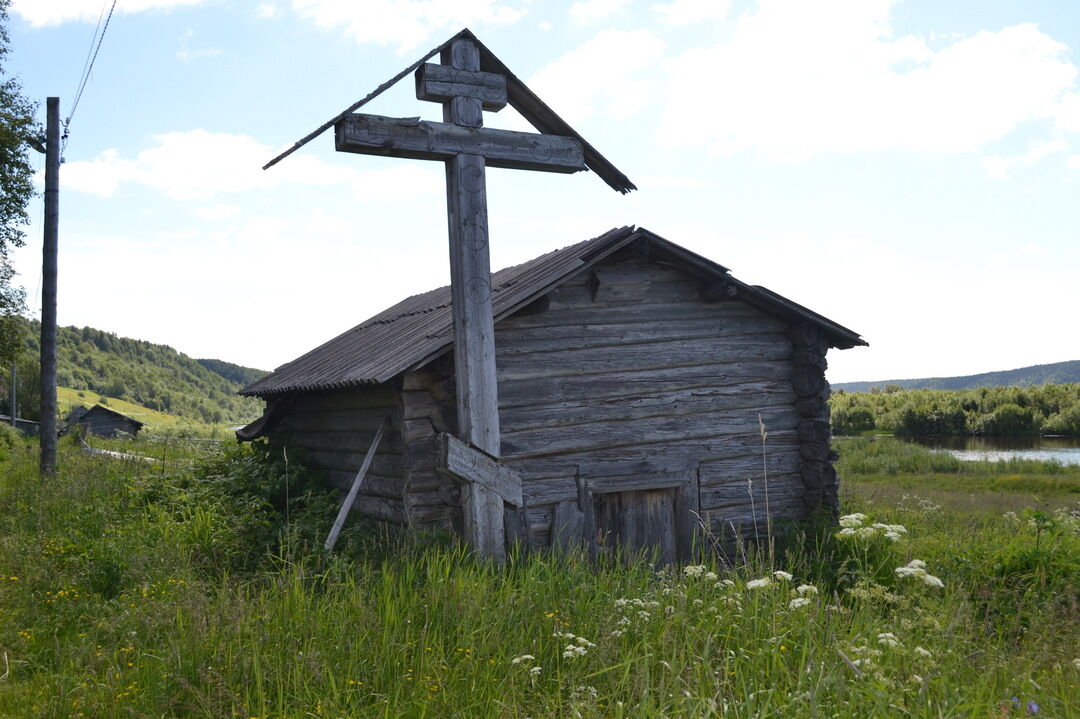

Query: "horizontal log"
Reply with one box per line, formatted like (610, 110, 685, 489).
(303, 450, 404, 477)
(496, 335, 793, 381)
(699, 471, 804, 509)
(415, 63, 507, 110)
(501, 295, 782, 332)
(587, 471, 691, 494)
(521, 476, 579, 505)
(401, 418, 436, 443)
(351, 494, 408, 525)
(501, 406, 799, 459)
(282, 408, 395, 434)
(326, 470, 404, 499)
(497, 360, 792, 408)
(281, 428, 403, 454)
(502, 431, 801, 477)
(499, 384, 796, 434)
(291, 387, 399, 413)
(335, 113, 586, 173)
(495, 316, 789, 355)
(698, 450, 801, 486)
(436, 433, 522, 507)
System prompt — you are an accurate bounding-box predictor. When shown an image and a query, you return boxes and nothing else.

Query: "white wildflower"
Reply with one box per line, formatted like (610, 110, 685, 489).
(704, 571, 718, 581)
(877, 632, 900, 648)
(921, 573, 945, 588)
(683, 565, 706, 578)
(570, 685, 598, 702)
(773, 570, 793, 582)
(721, 579, 736, 587)
(910, 674, 923, 685)
(855, 526, 877, 539)
(839, 513, 867, 528)
(907, 559, 926, 569)
(511, 654, 535, 665)
(529, 665, 542, 676)
(788, 597, 812, 610)
(637, 610, 651, 620)
(914, 646, 933, 659)
(837, 527, 856, 536)
(1073, 658, 1080, 670)
(746, 577, 771, 590)
(562, 644, 587, 659)
(795, 584, 818, 596)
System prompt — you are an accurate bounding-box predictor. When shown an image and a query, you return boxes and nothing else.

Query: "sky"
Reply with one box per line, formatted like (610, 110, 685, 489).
(5, 0, 1080, 384)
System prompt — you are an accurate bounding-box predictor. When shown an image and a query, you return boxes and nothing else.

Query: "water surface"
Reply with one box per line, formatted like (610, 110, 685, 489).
(908, 435, 1080, 466)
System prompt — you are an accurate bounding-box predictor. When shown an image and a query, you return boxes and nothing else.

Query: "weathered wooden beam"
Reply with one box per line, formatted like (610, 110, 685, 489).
(436, 432, 522, 508)
(416, 63, 508, 111)
(335, 114, 586, 174)
(325, 417, 388, 551)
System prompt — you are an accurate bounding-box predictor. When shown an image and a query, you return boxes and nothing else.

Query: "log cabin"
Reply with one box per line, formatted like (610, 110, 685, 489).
(67, 405, 144, 439)
(238, 226, 865, 561)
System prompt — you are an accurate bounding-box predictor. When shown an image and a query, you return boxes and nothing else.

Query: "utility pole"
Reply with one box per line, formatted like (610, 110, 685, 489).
(9, 363, 16, 428)
(40, 97, 60, 476)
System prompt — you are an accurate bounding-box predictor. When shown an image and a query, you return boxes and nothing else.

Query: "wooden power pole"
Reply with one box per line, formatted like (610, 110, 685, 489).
(40, 96, 60, 476)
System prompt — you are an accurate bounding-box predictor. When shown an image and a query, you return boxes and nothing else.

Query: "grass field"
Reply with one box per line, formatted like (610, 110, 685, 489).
(0, 431, 1077, 718)
(57, 387, 240, 438)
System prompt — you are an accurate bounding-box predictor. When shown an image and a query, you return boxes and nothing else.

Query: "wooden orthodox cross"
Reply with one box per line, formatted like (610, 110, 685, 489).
(265, 30, 633, 561)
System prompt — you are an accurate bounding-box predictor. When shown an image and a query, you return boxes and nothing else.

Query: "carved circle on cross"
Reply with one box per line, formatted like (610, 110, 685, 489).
(466, 276, 492, 304)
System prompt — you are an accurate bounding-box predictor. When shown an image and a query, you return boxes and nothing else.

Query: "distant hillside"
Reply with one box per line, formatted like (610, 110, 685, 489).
(834, 360, 1080, 393)
(196, 358, 268, 387)
(8, 320, 263, 426)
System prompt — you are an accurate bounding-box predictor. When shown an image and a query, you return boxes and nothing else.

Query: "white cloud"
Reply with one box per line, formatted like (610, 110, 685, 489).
(190, 204, 242, 221)
(1068, 155, 1080, 170)
(529, 29, 666, 123)
(255, 3, 280, 19)
(61, 130, 442, 200)
(651, 0, 732, 26)
(11, 0, 205, 27)
(290, 0, 526, 52)
(659, 0, 1079, 159)
(568, 0, 628, 24)
(982, 139, 1068, 180)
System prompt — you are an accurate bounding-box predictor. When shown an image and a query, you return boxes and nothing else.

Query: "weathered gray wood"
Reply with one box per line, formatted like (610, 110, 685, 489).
(336, 114, 586, 174)
(325, 470, 405, 498)
(500, 406, 799, 459)
(551, 499, 584, 551)
(698, 450, 801, 486)
(590, 266, 652, 302)
(498, 386, 796, 434)
(325, 417, 388, 551)
(307, 451, 403, 477)
(282, 408, 397, 433)
(495, 335, 792, 380)
(291, 387, 399, 412)
(674, 468, 702, 561)
(281, 429, 403, 454)
(353, 494, 408, 525)
(436, 433, 522, 507)
(587, 473, 691, 494)
(495, 316, 789, 353)
(501, 297, 786, 332)
(497, 360, 792, 407)
(415, 63, 508, 110)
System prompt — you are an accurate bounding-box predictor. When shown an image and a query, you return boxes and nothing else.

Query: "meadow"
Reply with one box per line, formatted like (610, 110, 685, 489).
(0, 428, 1077, 718)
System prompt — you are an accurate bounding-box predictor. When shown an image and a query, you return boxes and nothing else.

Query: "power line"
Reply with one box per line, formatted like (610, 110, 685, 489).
(64, 0, 118, 151)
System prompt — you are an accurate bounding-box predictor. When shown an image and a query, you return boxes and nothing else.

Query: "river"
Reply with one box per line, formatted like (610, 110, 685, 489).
(907, 435, 1080, 466)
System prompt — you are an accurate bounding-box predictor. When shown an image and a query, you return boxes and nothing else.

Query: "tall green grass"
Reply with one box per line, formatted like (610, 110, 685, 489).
(1, 434, 1078, 717)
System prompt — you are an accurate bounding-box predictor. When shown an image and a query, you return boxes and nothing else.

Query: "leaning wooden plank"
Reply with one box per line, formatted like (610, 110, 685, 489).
(436, 432, 523, 507)
(335, 114, 586, 173)
(325, 417, 388, 552)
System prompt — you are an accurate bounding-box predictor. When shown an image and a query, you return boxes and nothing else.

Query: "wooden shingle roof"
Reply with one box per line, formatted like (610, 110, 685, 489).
(241, 227, 866, 398)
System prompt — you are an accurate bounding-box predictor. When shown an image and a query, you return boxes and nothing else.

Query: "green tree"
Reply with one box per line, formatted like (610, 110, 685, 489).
(0, 0, 36, 366)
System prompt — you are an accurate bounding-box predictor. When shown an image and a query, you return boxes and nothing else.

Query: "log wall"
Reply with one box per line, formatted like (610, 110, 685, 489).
(270, 385, 408, 525)
(399, 252, 827, 553)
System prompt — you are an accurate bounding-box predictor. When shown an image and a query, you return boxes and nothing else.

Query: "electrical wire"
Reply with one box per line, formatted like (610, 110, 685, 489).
(63, 0, 118, 152)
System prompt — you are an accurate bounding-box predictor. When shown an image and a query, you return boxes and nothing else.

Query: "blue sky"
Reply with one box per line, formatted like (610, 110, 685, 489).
(6, 0, 1080, 383)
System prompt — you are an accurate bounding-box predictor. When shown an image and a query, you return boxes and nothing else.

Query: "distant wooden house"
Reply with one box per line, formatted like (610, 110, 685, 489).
(67, 405, 144, 438)
(239, 227, 865, 560)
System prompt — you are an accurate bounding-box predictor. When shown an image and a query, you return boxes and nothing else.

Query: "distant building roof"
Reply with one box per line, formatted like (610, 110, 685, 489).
(241, 226, 866, 398)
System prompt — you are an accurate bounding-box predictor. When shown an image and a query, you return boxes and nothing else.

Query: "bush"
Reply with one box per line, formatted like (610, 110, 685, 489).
(831, 405, 875, 435)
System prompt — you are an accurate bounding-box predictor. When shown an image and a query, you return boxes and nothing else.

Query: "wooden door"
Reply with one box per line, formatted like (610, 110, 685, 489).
(593, 487, 678, 566)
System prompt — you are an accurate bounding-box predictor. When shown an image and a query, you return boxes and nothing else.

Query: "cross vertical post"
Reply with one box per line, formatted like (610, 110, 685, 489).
(441, 38, 505, 561)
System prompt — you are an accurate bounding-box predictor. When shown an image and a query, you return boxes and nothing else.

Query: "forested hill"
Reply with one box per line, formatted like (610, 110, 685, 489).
(196, 358, 268, 387)
(833, 360, 1080, 393)
(16, 321, 266, 425)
